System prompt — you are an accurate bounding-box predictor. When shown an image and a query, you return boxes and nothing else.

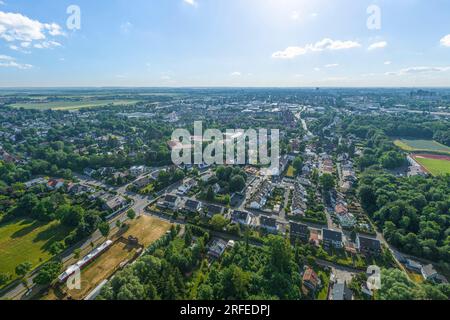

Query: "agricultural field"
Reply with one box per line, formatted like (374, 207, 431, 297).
(412, 154, 450, 176)
(0, 219, 69, 285)
(394, 139, 450, 155)
(10, 99, 140, 110)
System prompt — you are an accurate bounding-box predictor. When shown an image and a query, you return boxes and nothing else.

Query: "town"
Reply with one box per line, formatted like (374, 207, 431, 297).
(0, 87, 449, 301)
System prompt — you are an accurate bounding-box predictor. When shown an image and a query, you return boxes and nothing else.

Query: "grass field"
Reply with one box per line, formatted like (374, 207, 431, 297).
(394, 139, 450, 155)
(413, 156, 450, 176)
(10, 99, 140, 110)
(285, 165, 295, 178)
(0, 219, 69, 284)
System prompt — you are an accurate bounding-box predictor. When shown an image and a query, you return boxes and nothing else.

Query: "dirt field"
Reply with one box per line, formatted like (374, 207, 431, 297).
(122, 215, 172, 247)
(42, 215, 171, 300)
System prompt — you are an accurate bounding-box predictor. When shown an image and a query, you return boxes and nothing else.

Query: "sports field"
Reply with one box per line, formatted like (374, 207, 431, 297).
(412, 154, 450, 176)
(0, 219, 69, 285)
(394, 139, 450, 155)
(10, 99, 139, 110)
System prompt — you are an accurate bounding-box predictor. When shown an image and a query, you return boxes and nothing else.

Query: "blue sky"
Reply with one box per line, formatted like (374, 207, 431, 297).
(0, 0, 449, 87)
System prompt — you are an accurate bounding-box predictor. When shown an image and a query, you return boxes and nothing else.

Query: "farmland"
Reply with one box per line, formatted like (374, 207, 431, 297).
(0, 219, 69, 286)
(412, 154, 450, 176)
(394, 139, 450, 155)
(10, 99, 140, 111)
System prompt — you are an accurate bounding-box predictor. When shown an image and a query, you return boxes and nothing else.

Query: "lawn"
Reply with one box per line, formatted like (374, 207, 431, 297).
(413, 157, 450, 176)
(0, 219, 69, 284)
(285, 165, 296, 178)
(394, 139, 450, 155)
(10, 99, 140, 110)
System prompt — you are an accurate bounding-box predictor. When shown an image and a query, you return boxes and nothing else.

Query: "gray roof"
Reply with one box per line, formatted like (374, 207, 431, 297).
(323, 229, 343, 242)
(358, 236, 381, 251)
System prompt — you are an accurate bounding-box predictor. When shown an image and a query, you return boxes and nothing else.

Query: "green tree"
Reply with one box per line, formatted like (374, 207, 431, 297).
(127, 209, 136, 220)
(33, 261, 62, 286)
(99, 222, 110, 238)
(230, 175, 246, 193)
(15, 262, 32, 278)
(320, 173, 335, 192)
(210, 214, 228, 231)
(292, 156, 304, 174)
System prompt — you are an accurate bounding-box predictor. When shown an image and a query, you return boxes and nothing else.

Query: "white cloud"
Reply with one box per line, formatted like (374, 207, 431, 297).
(440, 34, 450, 47)
(183, 0, 198, 7)
(386, 66, 450, 76)
(0, 11, 64, 51)
(0, 54, 32, 69)
(368, 41, 388, 51)
(230, 71, 241, 77)
(384, 61, 392, 65)
(291, 11, 300, 21)
(34, 40, 61, 49)
(272, 38, 361, 59)
(324, 63, 339, 68)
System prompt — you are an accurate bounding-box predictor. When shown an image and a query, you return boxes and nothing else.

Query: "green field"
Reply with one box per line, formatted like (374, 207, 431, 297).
(414, 157, 450, 176)
(394, 139, 450, 155)
(0, 219, 69, 285)
(10, 99, 140, 110)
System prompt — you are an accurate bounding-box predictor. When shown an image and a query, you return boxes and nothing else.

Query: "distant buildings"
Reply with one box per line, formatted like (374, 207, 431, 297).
(157, 194, 182, 211)
(302, 267, 321, 294)
(290, 222, 310, 244)
(248, 179, 273, 210)
(231, 210, 253, 226)
(322, 229, 343, 249)
(356, 235, 381, 256)
(259, 216, 278, 234)
(207, 238, 228, 259)
(184, 199, 202, 213)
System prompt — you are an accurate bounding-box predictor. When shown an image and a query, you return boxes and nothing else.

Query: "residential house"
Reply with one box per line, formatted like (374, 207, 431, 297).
(421, 264, 447, 283)
(133, 176, 153, 189)
(248, 179, 273, 210)
(102, 195, 127, 212)
(291, 182, 307, 216)
(322, 229, 343, 249)
(157, 194, 182, 211)
(302, 267, 321, 293)
(184, 199, 202, 213)
(203, 203, 226, 217)
(130, 165, 147, 177)
(356, 236, 382, 256)
(177, 178, 198, 195)
(260, 216, 278, 234)
(231, 210, 253, 226)
(47, 179, 65, 190)
(208, 239, 228, 259)
(68, 183, 95, 195)
(290, 222, 310, 244)
(405, 259, 423, 273)
(24, 177, 48, 189)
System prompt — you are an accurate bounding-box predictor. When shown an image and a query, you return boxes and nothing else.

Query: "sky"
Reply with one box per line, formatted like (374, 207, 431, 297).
(0, 0, 450, 87)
